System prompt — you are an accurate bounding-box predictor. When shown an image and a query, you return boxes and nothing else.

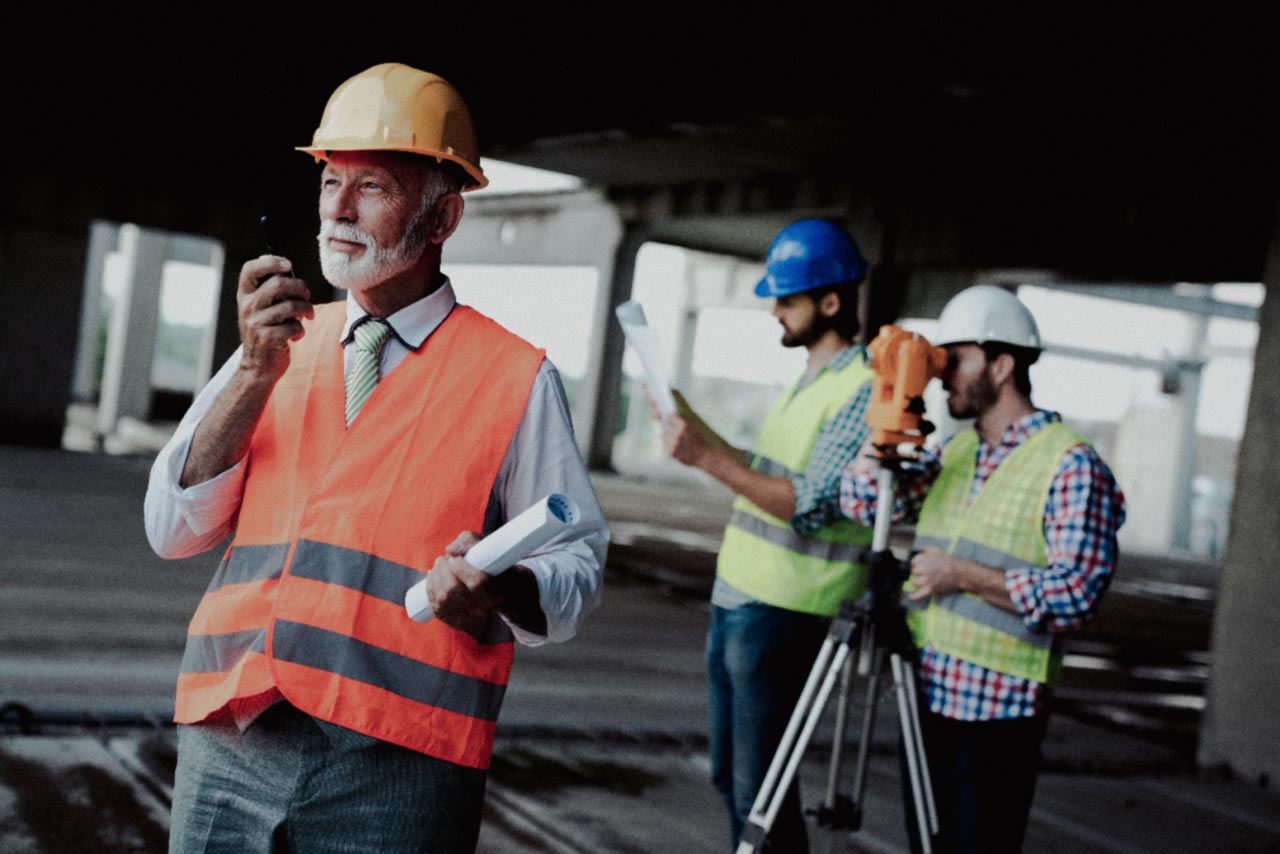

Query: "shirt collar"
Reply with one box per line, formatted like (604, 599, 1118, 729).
(826, 343, 865, 372)
(340, 277, 457, 351)
(996, 409, 1061, 448)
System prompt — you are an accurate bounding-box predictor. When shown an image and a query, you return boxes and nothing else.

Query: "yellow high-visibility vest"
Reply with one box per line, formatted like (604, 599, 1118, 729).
(910, 422, 1086, 684)
(716, 351, 874, 616)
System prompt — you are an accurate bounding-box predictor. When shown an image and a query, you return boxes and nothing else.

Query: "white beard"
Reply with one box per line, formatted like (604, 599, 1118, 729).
(317, 219, 427, 293)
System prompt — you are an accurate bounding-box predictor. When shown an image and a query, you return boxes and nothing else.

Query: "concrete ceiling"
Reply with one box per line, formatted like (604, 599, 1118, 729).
(11, 5, 1279, 281)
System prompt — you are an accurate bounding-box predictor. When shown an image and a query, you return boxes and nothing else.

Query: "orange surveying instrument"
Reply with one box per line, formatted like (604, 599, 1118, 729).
(865, 324, 949, 452)
(737, 325, 947, 854)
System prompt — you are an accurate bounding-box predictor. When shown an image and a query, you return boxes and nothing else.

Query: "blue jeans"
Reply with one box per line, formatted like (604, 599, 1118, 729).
(706, 602, 829, 852)
(169, 702, 487, 853)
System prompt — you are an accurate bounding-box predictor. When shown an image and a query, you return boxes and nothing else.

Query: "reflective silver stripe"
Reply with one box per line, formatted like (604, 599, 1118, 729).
(910, 535, 952, 553)
(931, 593, 1054, 650)
(289, 539, 513, 645)
(753, 455, 799, 480)
(908, 536, 1051, 647)
(899, 592, 926, 611)
(209, 543, 289, 591)
(290, 539, 417, 604)
(272, 620, 506, 722)
(180, 628, 266, 674)
(948, 538, 1043, 574)
(728, 510, 870, 565)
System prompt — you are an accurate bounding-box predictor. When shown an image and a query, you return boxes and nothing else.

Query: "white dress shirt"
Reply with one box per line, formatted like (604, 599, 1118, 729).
(144, 278, 606, 645)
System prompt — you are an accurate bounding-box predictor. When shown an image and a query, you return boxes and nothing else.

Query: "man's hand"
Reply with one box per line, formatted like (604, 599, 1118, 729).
(906, 546, 962, 600)
(907, 546, 1020, 614)
(662, 412, 713, 468)
(237, 255, 314, 384)
(179, 256, 314, 488)
(427, 532, 501, 636)
(646, 388, 795, 518)
(653, 390, 734, 470)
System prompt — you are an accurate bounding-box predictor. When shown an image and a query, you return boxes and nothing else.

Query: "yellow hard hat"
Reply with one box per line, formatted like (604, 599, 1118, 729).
(297, 62, 487, 190)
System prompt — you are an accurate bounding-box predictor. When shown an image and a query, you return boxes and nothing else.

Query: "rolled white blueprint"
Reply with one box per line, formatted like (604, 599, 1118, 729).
(404, 493, 581, 623)
(615, 300, 677, 417)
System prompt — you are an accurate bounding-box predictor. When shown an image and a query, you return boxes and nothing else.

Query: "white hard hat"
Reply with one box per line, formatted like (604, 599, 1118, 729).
(934, 285, 1041, 349)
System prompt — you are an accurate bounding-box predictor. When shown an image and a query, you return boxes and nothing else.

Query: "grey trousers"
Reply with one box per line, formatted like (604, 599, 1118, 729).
(169, 703, 487, 854)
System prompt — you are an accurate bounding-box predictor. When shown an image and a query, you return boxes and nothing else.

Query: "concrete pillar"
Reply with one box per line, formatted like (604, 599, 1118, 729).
(1170, 317, 1207, 552)
(1198, 220, 1280, 786)
(71, 222, 118, 402)
(96, 225, 168, 440)
(586, 223, 648, 470)
(670, 256, 700, 394)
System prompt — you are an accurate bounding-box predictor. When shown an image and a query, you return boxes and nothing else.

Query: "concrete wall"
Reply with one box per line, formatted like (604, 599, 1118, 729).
(1198, 221, 1280, 786)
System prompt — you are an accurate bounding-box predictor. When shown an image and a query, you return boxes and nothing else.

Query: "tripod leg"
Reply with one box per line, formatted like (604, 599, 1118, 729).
(737, 639, 853, 854)
(847, 643, 885, 821)
(898, 656, 939, 835)
(822, 642, 855, 806)
(892, 653, 937, 854)
(811, 618, 868, 854)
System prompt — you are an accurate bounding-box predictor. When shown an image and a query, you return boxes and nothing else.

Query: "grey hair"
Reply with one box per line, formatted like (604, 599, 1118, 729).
(398, 161, 465, 254)
(422, 161, 466, 204)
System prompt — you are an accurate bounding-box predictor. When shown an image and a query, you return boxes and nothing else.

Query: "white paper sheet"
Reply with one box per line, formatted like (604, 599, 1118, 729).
(616, 300, 677, 417)
(404, 493, 581, 623)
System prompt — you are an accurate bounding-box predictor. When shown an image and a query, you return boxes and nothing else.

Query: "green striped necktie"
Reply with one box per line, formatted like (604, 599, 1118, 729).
(345, 317, 392, 426)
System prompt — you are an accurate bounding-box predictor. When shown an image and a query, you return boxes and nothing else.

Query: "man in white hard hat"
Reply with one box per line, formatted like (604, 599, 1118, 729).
(839, 285, 1126, 853)
(658, 219, 877, 852)
(144, 63, 607, 853)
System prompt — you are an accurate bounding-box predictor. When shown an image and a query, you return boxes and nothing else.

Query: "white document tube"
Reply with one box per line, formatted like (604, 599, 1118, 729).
(404, 493, 581, 623)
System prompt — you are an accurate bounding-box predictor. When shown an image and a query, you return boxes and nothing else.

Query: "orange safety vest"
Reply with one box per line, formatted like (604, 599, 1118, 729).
(174, 301, 544, 769)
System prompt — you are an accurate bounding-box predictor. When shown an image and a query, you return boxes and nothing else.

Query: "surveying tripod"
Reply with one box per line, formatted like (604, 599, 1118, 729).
(736, 326, 947, 854)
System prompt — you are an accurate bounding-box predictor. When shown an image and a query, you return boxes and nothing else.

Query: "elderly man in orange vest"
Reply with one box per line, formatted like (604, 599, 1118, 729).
(145, 63, 607, 853)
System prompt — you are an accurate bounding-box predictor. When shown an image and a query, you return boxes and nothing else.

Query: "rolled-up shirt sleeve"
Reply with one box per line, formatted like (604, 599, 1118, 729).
(838, 446, 940, 527)
(144, 347, 246, 559)
(490, 360, 607, 647)
(1006, 444, 1126, 633)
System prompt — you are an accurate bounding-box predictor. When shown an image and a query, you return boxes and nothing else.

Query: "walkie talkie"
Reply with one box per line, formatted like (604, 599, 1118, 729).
(258, 215, 294, 275)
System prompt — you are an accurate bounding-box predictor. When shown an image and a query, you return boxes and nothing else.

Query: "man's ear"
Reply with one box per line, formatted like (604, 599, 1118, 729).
(817, 289, 841, 318)
(987, 351, 1016, 388)
(427, 193, 464, 245)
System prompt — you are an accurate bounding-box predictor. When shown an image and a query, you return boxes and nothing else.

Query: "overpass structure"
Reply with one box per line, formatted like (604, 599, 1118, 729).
(2, 7, 1278, 787)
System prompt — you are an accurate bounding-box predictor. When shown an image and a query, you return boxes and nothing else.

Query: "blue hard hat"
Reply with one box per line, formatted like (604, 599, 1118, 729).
(754, 219, 869, 298)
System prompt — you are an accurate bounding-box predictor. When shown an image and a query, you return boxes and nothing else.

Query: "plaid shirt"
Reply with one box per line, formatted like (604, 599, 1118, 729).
(839, 410, 1126, 720)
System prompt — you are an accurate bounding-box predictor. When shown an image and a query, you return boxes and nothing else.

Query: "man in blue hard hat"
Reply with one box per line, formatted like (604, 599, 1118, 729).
(658, 219, 877, 852)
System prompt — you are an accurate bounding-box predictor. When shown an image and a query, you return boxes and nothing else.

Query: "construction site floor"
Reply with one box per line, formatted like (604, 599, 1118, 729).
(2, 445, 1278, 853)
